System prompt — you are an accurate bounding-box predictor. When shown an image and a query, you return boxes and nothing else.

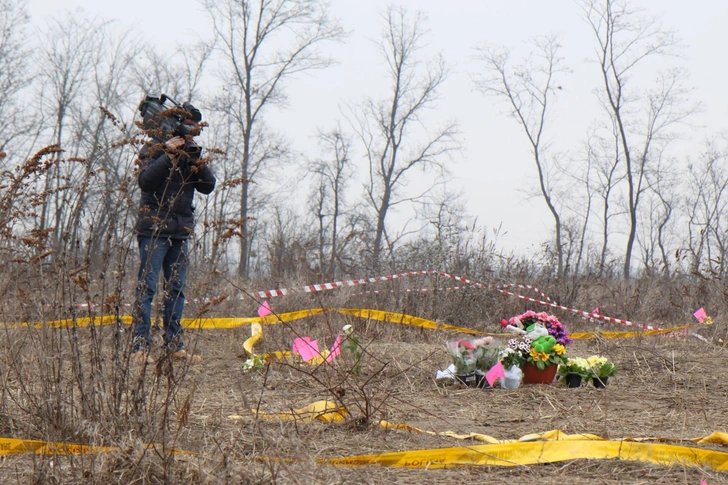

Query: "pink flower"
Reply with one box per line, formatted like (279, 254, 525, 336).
(472, 337, 493, 347)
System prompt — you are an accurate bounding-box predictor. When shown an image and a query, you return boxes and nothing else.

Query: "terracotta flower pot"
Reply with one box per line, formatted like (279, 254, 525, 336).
(522, 362, 557, 384)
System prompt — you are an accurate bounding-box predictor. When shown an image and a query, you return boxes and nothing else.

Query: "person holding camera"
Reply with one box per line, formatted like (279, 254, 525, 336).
(131, 99, 216, 364)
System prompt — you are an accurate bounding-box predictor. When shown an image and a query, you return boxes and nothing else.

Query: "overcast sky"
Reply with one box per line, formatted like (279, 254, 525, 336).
(26, 0, 728, 255)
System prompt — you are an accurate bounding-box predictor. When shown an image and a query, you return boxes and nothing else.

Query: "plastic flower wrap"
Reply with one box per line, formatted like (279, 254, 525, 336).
(502, 313, 569, 371)
(508, 311, 572, 345)
(446, 337, 498, 374)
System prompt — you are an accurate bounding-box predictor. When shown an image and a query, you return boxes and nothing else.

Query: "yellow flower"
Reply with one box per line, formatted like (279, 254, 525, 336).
(553, 344, 565, 355)
(529, 348, 539, 359)
(538, 352, 549, 362)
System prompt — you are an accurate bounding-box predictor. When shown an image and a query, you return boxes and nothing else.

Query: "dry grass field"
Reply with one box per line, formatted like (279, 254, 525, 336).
(1, 290, 727, 484)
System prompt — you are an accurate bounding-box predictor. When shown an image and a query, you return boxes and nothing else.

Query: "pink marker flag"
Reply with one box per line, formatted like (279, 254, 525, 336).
(693, 307, 707, 323)
(292, 337, 320, 362)
(700, 481, 708, 485)
(485, 362, 506, 387)
(257, 301, 272, 317)
(325, 335, 342, 363)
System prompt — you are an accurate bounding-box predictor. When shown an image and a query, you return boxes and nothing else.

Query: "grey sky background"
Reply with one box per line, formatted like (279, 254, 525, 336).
(26, 0, 728, 255)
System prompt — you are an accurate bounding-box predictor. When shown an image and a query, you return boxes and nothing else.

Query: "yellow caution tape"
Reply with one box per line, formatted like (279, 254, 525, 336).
(18, 315, 134, 328)
(229, 400, 348, 423)
(182, 308, 329, 329)
(15, 309, 688, 341)
(379, 423, 650, 445)
(2, 426, 727, 472)
(335, 309, 484, 335)
(321, 439, 728, 470)
(235, 398, 728, 452)
(243, 323, 263, 356)
(378, 420, 502, 443)
(380, 421, 728, 448)
(0, 437, 118, 455)
(264, 350, 292, 361)
(696, 431, 728, 446)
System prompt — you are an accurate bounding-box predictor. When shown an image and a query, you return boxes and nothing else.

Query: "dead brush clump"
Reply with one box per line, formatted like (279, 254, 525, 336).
(3, 149, 728, 482)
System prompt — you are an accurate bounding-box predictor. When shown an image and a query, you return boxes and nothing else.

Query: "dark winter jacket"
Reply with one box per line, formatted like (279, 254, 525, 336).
(134, 141, 216, 239)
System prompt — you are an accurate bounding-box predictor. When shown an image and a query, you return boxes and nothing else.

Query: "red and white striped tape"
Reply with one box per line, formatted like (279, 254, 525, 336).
(72, 270, 682, 333)
(255, 270, 667, 331)
(351, 284, 552, 301)
(255, 270, 435, 298)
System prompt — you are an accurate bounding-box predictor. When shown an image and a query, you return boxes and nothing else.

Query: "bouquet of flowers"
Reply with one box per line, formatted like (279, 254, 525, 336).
(586, 355, 617, 379)
(507, 311, 572, 345)
(499, 346, 525, 370)
(501, 337, 530, 368)
(527, 340, 568, 371)
(503, 332, 567, 371)
(446, 337, 498, 375)
(557, 357, 590, 379)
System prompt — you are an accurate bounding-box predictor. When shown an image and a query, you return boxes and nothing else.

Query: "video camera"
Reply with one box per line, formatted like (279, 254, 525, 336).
(138, 94, 203, 160)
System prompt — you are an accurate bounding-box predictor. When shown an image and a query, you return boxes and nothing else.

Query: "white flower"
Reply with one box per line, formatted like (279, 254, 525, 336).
(342, 324, 354, 336)
(242, 356, 264, 372)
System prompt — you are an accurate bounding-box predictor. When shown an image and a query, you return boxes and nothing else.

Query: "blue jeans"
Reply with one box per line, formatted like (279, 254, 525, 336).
(133, 236, 188, 352)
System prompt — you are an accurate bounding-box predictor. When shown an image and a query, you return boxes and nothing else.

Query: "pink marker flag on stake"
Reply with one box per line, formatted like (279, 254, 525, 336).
(693, 307, 707, 323)
(325, 335, 342, 363)
(485, 362, 506, 387)
(257, 301, 272, 317)
(292, 337, 320, 362)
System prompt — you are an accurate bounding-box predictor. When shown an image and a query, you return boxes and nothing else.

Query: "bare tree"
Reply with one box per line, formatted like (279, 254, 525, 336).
(351, 6, 458, 270)
(473, 35, 568, 278)
(35, 13, 107, 248)
(131, 43, 212, 103)
(635, 154, 679, 274)
(683, 143, 728, 277)
(67, 27, 145, 256)
(580, 0, 697, 278)
(0, 0, 33, 155)
(554, 149, 596, 277)
(203, 0, 344, 278)
(585, 123, 625, 276)
(308, 126, 354, 278)
(408, 188, 473, 271)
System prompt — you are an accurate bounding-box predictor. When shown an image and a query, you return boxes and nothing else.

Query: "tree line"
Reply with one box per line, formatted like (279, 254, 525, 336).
(1, 0, 726, 287)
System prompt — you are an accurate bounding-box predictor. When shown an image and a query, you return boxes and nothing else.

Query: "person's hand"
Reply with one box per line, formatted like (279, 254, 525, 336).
(165, 136, 186, 151)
